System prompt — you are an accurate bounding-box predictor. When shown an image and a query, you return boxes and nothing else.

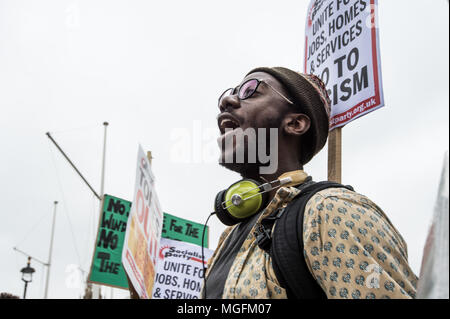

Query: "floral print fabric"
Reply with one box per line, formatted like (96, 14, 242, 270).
(204, 174, 418, 299)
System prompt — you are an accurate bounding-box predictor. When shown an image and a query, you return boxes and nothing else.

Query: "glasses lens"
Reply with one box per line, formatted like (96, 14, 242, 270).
(218, 88, 233, 106)
(239, 79, 258, 100)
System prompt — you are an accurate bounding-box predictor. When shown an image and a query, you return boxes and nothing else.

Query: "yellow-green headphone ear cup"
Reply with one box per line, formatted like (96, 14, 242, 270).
(225, 179, 266, 219)
(214, 190, 241, 226)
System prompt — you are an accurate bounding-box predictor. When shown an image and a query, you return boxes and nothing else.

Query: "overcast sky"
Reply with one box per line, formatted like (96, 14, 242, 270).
(0, 0, 448, 299)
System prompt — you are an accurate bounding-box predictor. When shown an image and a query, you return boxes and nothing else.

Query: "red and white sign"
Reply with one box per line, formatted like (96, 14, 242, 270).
(152, 238, 213, 299)
(304, 0, 384, 129)
(122, 145, 163, 299)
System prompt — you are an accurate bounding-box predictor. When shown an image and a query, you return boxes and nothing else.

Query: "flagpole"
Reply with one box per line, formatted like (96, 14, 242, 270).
(43, 201, 58, 299)
(92, 122, 109, 299)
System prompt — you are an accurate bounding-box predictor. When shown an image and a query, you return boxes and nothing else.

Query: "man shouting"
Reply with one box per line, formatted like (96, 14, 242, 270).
(203, 67, 418, 299)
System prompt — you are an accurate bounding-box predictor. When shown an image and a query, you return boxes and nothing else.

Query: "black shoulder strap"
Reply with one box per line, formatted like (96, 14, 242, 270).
(269, 181, 354, 299)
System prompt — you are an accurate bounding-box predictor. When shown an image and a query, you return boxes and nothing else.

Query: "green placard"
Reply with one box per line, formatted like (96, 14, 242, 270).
(89, 198, 208, 288)
(88, 194, 131, 289)
(162, 212, 208, 248)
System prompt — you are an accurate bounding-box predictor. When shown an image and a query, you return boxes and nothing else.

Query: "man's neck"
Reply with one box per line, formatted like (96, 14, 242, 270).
(246, 158, 303, 182)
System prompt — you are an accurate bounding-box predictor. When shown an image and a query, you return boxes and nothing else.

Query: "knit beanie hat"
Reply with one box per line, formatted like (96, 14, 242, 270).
(247, 67, 331, 165)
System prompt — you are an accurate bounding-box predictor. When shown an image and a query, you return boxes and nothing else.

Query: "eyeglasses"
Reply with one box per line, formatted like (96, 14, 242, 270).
(218, 78, 294, 108)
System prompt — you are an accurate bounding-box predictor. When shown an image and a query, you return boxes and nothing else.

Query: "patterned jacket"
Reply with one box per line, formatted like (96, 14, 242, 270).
(204, 172, 418, 299)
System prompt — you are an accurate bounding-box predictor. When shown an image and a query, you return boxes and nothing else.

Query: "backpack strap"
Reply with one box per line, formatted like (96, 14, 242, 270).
(255, 181, 354, 299)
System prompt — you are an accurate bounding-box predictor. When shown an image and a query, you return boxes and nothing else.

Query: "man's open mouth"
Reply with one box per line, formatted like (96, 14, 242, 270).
(217, 113, 240, 135)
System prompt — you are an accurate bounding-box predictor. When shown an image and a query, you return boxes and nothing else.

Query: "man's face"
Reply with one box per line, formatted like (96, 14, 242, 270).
(217, 71, 292, 176)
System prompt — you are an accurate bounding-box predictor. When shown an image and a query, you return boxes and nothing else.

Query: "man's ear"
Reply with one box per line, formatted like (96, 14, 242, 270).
(282, 113, 311, 136)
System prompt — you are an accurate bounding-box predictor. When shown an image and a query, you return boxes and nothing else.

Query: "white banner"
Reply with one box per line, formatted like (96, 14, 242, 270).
(304, 0, 384, 129)
(122, 145, 163, 299)
(152, 238, 213, 299)
(417, 152, 449, 299)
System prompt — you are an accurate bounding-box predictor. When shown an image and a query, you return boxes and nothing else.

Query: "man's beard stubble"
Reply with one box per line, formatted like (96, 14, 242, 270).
(218, 121, 281, 179)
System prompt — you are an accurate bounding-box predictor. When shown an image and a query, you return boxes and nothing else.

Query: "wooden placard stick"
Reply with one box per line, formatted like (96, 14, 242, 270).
(327, 127, 342, 183)
(126, 274, 139, 299)
(147, 151, 153, 165)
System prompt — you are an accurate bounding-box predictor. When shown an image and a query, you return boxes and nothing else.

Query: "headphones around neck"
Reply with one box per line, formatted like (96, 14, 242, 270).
(214, 171, 309, 226)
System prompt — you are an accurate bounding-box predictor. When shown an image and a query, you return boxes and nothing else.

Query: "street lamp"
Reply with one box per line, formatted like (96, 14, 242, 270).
(20, 257, 35, 299)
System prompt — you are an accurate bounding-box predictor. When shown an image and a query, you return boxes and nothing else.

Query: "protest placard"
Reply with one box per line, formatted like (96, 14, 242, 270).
(122, 145, 164, 299)
(88, 194, 131, 289)
(417, 152, 449, 299)
(89, 196, 208, 292)
(304, 0, 384, 129)
(152, 238, 213, 299)
(162, 213, 208, 248)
